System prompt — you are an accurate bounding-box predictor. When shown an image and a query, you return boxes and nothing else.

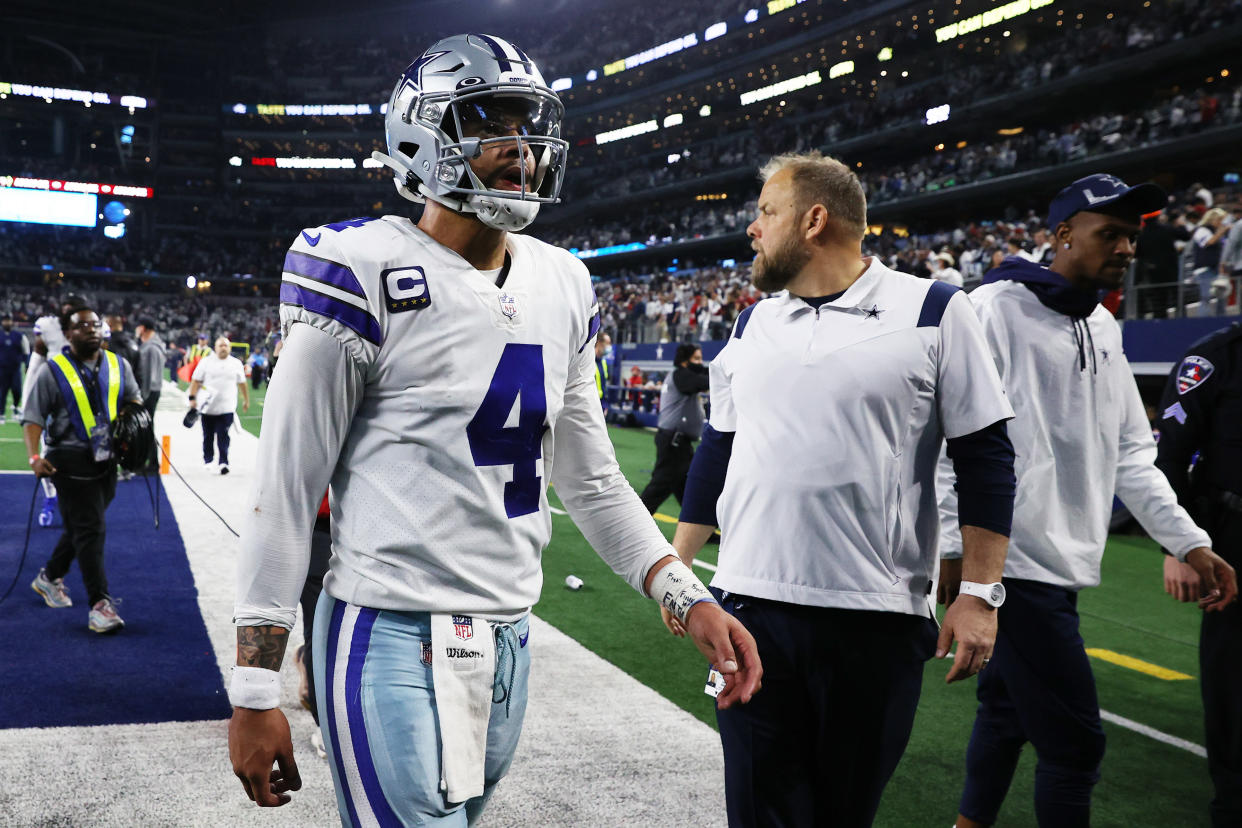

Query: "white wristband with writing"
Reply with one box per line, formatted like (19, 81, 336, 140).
(650, 558, 717, 623)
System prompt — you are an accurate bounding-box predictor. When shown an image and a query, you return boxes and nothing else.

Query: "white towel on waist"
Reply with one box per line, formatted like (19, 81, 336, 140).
(430, 613, 496, 804)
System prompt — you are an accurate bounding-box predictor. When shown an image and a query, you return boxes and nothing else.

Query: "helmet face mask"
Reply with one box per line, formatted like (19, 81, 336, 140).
(375, 34, 568, 231)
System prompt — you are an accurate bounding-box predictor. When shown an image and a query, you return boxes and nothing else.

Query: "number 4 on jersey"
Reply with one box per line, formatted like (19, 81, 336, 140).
(466, 344, 548, 518)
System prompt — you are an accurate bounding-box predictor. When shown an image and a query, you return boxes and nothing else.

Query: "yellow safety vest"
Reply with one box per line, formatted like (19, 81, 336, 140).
(48, 350, 123, 441)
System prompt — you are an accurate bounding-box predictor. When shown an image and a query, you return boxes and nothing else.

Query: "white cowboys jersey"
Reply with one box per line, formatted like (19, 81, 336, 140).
(235, 216, 671, 628)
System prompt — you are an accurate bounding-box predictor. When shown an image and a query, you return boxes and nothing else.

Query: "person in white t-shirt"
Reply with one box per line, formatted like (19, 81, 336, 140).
(188, 336, 248, 474)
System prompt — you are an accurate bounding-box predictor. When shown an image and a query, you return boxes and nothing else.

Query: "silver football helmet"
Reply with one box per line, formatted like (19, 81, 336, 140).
(372, 34, 568, 231)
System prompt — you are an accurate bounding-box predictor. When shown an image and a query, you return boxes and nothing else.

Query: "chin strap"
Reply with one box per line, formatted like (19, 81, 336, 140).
(372, 150, 425, 204)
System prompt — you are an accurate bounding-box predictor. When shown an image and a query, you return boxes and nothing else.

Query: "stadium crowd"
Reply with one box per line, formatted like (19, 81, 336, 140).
(0, 285, 277, 354)
(590, 180, 1242, 343)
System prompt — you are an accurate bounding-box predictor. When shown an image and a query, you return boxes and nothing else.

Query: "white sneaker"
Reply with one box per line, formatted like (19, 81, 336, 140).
(311, 728, 327, 760)
(88, 597, 125, 633)
(32, 568, 72, 608)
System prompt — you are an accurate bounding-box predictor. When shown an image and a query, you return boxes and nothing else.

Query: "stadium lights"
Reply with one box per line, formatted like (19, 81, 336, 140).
(586, 69, 598, 82)
(604, 33, 699, 77)
(828, 61, 855, 79)
(249, 156, 357, 169)
(103, 223, 126, 239)
(700, 104, 712, 116)
(739, 70, 822, 106)
(551, 77, 572, 92)
(231, 103, 376, 116)
(229, 156, 242, 166)
(0, 81, 152, 109)
(997, 126, 1024, 135)
(668, 153, 681, 164)
(186, 276, 197, 289)
(935, 0, 1056, 43)
(766, 0, 804, 14)
(573, 242, 647, 259)
(0, 175, 152, 198)
(744, 8, 759, 22)
(925, 104, 951, 124)
(663, 113, 684, 128)
(595, 120, 658, 144)
(878, 47, 893, 61)
(705, 22, 728, 41)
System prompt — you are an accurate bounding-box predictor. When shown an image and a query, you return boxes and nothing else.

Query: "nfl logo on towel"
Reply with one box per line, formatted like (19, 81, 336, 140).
(452, 615, 473, 640)
(498, 292, 518, 320)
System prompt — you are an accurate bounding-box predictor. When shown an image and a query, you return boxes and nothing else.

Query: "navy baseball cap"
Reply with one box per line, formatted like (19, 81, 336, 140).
(1046, 174, 1166, 230)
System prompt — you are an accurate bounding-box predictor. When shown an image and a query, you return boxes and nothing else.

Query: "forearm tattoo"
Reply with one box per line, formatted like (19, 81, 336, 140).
(236, 626, 289, 670)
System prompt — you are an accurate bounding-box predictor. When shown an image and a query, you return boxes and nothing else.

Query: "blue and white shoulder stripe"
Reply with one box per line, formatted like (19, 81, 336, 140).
(280, 226, 383, 349)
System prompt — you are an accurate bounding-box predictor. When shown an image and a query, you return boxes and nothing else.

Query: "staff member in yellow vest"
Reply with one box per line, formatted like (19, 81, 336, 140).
(21, 303, 141, 634)
(594, 330, 611, 410)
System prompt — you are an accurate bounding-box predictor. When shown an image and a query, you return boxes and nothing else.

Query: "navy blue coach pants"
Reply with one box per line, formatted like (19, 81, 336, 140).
(958, 579, 1106, 827)
(200, 412, 234, 465)
(714, 591, 937, 827)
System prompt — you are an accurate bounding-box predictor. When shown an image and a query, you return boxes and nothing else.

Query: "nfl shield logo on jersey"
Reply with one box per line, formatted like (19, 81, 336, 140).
(498, 292, 518, 319)
(1176, 355, 1213, 394)
(452, 614, 473, 641)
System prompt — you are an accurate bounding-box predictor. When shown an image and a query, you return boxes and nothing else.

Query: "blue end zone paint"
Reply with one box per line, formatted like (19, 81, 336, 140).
(0, 474, 231, 729)
(917, 280, 958, 328)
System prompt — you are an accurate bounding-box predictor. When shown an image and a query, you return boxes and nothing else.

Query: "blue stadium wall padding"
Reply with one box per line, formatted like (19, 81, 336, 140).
(1121, 317, 1237, 365)
(0, 474, 232, 729)
(617, 340, 727, 363)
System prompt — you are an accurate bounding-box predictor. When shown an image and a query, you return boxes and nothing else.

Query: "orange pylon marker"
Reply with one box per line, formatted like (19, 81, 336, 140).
(160, 434, 171, 475)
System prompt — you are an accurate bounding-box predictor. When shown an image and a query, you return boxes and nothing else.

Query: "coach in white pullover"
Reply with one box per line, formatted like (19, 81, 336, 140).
(940, 174, 1238, 828)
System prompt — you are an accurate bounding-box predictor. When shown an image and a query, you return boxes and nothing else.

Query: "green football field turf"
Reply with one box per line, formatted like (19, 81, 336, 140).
(1, 382, 1216, 825)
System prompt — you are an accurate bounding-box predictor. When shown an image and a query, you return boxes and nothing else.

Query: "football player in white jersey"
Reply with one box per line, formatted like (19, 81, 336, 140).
(22, 294, 88, 526)
(228, 34, 762, 825)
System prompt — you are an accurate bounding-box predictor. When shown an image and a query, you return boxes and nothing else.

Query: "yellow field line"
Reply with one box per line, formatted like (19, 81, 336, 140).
(1086, 648, 1193, 681)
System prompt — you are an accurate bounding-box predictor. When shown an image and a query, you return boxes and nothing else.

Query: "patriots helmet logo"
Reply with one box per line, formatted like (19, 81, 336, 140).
(1176, 355, 1214, 395)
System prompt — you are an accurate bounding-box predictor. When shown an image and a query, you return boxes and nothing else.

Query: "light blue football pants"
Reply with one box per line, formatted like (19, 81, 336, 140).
(312, 595, 530, 827)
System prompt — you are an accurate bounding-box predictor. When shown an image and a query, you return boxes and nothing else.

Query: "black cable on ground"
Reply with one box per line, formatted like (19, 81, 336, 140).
(0, 478, 42, 606)
(158, 440, 239, 538)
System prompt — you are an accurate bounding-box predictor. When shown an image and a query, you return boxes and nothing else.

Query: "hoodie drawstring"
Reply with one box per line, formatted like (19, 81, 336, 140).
(1070, 317, 1098, 374)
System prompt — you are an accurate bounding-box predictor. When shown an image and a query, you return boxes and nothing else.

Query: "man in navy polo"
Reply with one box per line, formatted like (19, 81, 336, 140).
(662, 150, 1017, 826)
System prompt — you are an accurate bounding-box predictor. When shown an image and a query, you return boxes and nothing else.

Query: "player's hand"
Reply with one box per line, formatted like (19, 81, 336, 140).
(660, 605, 686, 637)
(1184, 547, 1238, 612)
(938, 558, 963, 607)
(1162, 554, 1201, 603)
(937, 596, 997, 683)
(683, 601, 762, 709)
(30, 457, 57, 478)
(228, 707, 302, 807)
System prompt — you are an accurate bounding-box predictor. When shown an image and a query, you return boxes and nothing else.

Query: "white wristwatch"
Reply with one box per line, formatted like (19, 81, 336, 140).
(959, 580, 1006, 608)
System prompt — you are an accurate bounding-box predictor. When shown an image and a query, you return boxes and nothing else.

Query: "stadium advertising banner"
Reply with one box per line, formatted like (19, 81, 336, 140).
(0, 187, 97, 227)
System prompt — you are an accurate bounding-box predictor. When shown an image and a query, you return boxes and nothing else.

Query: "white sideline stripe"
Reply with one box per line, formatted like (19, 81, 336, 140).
(549, 505, 719, 572)
(1100, 710, 1206, 757)
(282, 272, 370, 310)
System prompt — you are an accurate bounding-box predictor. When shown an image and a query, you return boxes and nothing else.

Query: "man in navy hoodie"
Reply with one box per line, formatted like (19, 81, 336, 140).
(939, 174, 1238, 828)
